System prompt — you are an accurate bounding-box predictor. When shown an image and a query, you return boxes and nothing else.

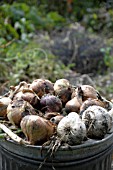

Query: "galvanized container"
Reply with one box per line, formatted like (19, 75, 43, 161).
(0, 132, 113, 170)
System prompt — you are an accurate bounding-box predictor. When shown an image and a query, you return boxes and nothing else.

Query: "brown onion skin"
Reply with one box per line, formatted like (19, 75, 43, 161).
(50, 115, 64, 125)
(71, 85, 98, 101)
(9, 82, 29, 100)
(20, 115, 56, 145)
(21, 89, 40, 109)
(7, 100, 37, 127)
(11, 91, 23, 101)
(0, 97, 11, 117)
(54, 79, 70, 92)
(57, 88, 72, 106)
(44, 112, 60, 120)
(40, 94, 62, 113)
(80, 98, 109, 115)
(30, 79, 54, 98)
(65, 96, 82, 114)
(54, 79, 73, 105)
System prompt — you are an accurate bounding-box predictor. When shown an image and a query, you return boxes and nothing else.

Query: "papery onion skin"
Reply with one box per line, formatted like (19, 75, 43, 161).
(7, 100, 37, 127)
(20, 115, 56, 145)
(44, 112, 60, 120)
(9, 81, 29, 100)
(54, 79, 72, 105)
(72, 85, 98, 101)
(21, 89, 40, 109)
(30, 79, 54, 98)
(0, 96, 11, 117)
(80, 98, 107, 115)
(50, 115, 64, 125)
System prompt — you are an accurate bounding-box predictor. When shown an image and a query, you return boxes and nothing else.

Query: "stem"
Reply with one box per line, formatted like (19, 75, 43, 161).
(9, 81, 28, 100)
(0, 123, 29, 145)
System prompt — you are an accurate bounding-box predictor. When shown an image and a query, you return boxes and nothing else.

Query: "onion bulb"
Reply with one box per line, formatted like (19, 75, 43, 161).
(0, 96, 11, 117)
(72, 85, 98, 101)
(40, 94, 62, 113)
(65, 95, 82, 113)
(7, 100, 37, 127)
(57, 112, 86, 145)
(80, 98, 108, 115)
(82, 105, 112, 139)
(9, 81, 29, 100)
(20, 115, 55, 145)
(21, 88, 40, 109)
(54, 79, 72, 105)
(30, 79, 54, 98)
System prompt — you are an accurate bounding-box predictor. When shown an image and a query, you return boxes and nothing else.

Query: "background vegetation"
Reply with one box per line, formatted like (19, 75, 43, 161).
(0, 0, 113, 95)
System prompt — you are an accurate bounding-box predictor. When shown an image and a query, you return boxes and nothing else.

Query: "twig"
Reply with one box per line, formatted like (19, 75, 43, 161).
(0, 123, 29, 145)
(9, 81, 28, 100)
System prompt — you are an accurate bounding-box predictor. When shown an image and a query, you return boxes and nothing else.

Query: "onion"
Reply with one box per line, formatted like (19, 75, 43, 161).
(80, 98, 108, 115)
(7, 100, 37, 127)
(65, 95, 82, 113)
(30, 79, 54, 98)
(40, 94, 62, 113)
(50, 115, 64, 125)
(72, 85, 98, 101)
(0, 96, 11, 117)
(54, 79, 72, 105)
(44, 112, 60, 120)
(21, 88, 40, 109)
(20, 115, 55, 145)
(82, 105, 112, 139)
(57, 112, 86, 145)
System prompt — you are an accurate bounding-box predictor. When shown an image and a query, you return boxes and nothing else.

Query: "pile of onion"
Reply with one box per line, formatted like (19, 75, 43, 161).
(0, 78, 112, 147)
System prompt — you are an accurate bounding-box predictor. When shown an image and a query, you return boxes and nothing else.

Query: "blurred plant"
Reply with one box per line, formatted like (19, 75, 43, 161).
(82, 8, 113, 36)
(100, 47, 113, 71)
(0, 1, 68, 88)
(0, 0, 113, 89)
(2, 41, 70, 85)
(0, 2, 66, 42)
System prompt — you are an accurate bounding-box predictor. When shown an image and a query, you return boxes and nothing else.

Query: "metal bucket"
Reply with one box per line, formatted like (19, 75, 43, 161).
(0, 132, 113, 170)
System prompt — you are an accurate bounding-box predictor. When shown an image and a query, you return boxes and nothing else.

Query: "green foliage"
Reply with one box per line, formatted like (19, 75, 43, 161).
(0, 1, 68, 87)
(82, 8, 113, 36)
(0, 3, 34, 41)
(0, 0, 113, 88)
(11, 48, 67, 84)
(100, 47, 113, 71)
(0, 2, 66, 42)
(0, 39, 69, 86)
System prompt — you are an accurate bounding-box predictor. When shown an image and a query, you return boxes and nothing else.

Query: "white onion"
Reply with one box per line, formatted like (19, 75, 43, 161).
(82, 105, 112, 139)
(57, 112, 86, 145)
